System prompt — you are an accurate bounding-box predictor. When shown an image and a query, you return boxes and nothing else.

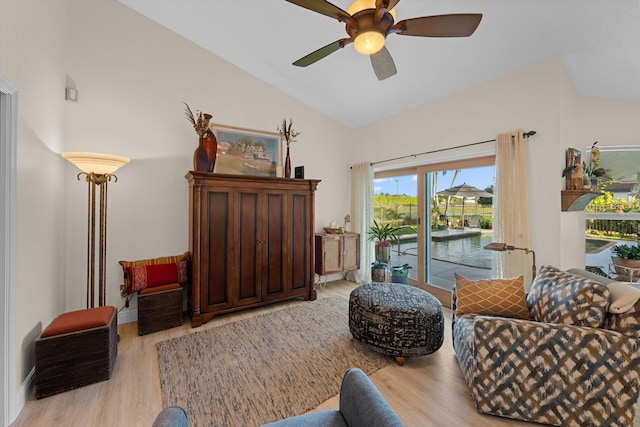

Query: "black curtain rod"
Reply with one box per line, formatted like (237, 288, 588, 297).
(370, 130, 537, 166)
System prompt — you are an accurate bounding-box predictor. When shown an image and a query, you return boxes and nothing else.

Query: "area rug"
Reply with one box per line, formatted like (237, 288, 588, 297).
(155, 297, 392, 427)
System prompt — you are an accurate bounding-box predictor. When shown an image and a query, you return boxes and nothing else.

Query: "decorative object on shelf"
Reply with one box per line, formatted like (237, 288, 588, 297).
(583, 141, 608, 190)
(343, 214, 351, 231)
(323, 226, 344, 234)
(583, 141, 601, 176)
(277, 118, 300, 178)
(184, 102, 217, 172)
(562, 147, 583, 190)
(294, 165, 304, 179)
(211, 124, 281, 176)
(61, 151, 130, 308)
(484, 242, 537, 279)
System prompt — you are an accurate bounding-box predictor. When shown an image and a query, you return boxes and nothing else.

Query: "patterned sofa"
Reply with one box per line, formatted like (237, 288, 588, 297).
(452, 266, 640, 426)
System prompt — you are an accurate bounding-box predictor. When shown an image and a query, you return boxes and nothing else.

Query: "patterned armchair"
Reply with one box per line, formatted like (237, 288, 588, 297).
(452, 266, 640, 426)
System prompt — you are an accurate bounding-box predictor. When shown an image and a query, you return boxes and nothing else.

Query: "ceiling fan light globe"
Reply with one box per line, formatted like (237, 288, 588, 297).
(354, 31, 385, 55)
(347, 0, 396, 20)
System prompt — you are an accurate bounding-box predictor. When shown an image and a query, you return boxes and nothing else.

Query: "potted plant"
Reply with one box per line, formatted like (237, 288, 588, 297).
(611, 238, 640, 280)
(368, 220, 399, 263)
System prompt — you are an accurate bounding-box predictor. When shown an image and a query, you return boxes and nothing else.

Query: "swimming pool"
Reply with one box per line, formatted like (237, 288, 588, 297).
(431, 232, 493, 269)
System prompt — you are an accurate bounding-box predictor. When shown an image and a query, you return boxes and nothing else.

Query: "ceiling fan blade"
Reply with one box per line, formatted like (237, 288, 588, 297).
(375, 0, 400, 12)
(285, 0, 350, 20)
(293, 40, 346, 67)
(370, 46, 397, 81)
(394, 13, 482, 37)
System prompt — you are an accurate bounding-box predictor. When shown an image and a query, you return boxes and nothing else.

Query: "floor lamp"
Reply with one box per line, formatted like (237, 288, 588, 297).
(484, 242, 537, 279)
(62, 152, 130, 308)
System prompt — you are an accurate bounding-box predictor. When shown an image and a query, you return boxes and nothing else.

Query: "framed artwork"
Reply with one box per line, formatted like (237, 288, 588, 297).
(211, 124, 281, 176)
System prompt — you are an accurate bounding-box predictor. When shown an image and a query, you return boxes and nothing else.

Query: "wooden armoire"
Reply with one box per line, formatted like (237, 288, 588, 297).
(186, 172, 320, 327)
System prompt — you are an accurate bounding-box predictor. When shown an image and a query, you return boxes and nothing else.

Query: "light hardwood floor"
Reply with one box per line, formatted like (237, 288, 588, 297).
(10, 280, 633, 426)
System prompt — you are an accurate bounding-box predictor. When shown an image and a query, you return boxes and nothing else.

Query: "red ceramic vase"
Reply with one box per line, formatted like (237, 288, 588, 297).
(194, 131, 217, 172)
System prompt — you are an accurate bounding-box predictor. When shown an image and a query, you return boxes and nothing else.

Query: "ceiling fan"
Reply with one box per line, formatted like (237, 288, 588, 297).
(286, 0, 482, 80)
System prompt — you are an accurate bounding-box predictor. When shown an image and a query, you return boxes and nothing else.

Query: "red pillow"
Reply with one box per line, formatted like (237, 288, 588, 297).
(126, 261, 187, 293)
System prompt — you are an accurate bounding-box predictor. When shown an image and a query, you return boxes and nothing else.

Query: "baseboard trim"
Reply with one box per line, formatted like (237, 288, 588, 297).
(15, 367, 35, 419)
(117, 307, 137, 325)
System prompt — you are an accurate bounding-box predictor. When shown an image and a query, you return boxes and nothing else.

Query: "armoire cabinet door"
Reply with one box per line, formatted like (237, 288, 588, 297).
(289, 192, 312, 294)
(203, 188, 232, 311)
(236, 190, 262, 306)
(263, 191, 285, 300)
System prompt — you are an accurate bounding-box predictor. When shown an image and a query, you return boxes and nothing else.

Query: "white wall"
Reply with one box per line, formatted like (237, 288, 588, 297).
(62, 0, 353, 312)
(0, 0, 68, 407)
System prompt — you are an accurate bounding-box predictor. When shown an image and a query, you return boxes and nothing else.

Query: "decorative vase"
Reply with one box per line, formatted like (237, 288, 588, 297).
(284, 145, 291, 178)
(203, 131, 218, 172)
(193, 132, 217, 172)
(582, 172, 592, 190)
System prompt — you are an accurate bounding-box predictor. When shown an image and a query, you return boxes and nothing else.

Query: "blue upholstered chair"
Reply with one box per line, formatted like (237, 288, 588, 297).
(152, 406, 189, 427)
(261, 367, 404, 427)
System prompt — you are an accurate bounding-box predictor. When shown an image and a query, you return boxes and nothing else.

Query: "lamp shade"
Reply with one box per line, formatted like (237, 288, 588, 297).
(61, 152, 130, 175)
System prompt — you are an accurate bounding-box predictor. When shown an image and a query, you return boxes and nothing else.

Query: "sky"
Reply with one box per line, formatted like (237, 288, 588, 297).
(374, 166, 495, 196)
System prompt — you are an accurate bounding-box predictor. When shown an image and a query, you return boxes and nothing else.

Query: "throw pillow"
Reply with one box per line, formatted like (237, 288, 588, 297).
(454, 273, 530, 319)
(608, 282, 640, 314)
(120, 252, 190, 295)
(526, 265, 610, 327)
(126, 262, 187, 293)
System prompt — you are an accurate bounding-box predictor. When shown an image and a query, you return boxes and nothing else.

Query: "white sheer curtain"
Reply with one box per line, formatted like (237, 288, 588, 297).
(349, 162, 374, 283)
(493, 129, 534, 289)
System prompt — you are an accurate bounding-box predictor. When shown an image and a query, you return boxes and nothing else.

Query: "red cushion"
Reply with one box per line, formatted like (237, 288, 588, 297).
(41, 306, 115, 338)
(126, 262, 187, 293)
(139, 282, 181, 295)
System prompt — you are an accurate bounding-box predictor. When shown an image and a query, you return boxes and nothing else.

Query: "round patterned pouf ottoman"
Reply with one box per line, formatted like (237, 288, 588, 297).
(349, 283, 444, 366)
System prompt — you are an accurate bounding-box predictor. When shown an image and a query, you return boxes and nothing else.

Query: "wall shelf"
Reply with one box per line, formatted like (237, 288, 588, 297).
(561, 190, 601, 211)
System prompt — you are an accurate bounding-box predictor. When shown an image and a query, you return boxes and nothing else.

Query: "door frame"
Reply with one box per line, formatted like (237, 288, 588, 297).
(0, 75, 18, 425)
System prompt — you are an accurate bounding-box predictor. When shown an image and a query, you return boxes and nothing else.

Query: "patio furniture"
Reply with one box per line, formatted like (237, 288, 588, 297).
(35, 306, 118, 399)
(349, 282, 444, 365)
(467, 215, 481, 229)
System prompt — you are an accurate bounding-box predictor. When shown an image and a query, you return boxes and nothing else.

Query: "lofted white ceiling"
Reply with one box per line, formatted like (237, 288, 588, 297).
(118, 0, 640, 128)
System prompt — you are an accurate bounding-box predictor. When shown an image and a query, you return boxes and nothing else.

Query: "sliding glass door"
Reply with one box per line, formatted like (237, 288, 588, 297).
(375, 156, 495, 307)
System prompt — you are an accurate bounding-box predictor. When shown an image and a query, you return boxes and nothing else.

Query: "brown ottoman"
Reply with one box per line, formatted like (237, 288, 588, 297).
(35, 306, 118, 398)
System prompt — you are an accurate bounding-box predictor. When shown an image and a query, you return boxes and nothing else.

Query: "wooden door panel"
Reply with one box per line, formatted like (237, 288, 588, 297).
(205, 191, 230, 308)
(290, 193, 309, 291)
(237, 191, 260, 305)
(264, 193, 285, 298)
